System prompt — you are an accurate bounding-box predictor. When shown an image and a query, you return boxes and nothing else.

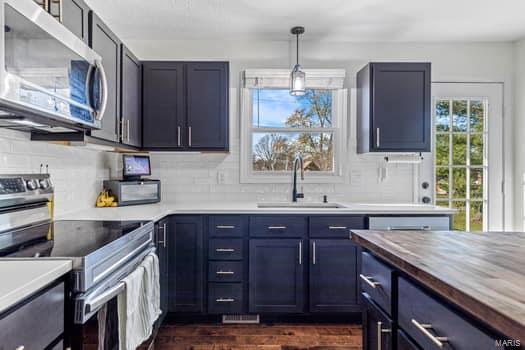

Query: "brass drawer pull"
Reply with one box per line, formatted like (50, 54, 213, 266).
(268, 226, 287, 230)
(411, 319, 448, 348)
(216, 298, 235, 303)
(360, 274, 380, 289)
(216, 270, 235, 275)
(215, 248, 235, 252)
(329, 226, 347, 230)
(216, 225, 236, 229)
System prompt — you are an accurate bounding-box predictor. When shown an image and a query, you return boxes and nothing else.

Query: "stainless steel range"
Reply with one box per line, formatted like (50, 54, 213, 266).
(0, 174, 154, 333)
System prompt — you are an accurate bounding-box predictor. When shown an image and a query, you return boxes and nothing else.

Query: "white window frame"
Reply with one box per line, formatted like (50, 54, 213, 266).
(240, 82, 347, 184)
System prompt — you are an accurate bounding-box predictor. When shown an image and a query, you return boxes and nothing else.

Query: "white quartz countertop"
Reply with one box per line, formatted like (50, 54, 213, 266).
(0, 260, 72, 313)
(57, 201, 455, 222)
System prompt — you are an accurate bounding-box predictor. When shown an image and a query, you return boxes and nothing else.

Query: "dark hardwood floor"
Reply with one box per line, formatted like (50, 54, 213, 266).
(153, 323, 363, 350)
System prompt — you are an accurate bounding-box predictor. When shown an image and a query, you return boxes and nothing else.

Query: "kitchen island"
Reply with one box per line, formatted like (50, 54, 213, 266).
(351, 229, 525, 349)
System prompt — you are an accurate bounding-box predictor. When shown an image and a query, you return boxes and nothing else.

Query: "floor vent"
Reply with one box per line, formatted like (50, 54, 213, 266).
(222, 314, 260, 324)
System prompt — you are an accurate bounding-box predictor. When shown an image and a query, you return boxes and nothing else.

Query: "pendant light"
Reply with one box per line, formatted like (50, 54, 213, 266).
(290, 26, 306, 96)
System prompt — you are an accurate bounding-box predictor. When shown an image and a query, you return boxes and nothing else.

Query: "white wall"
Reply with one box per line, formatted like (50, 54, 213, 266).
(124, 40, 515, 212)
(513, 39, 525, 230)
(0, 129, 115, 216)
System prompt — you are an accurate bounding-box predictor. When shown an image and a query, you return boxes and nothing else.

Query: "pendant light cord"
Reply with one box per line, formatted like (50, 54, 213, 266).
(296, 33, 299, 65)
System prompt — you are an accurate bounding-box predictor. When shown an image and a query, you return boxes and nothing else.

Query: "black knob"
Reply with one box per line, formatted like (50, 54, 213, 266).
(422, 196, 431, 204)
(323, 195, 328, 203)
(422, 182, 430, 189)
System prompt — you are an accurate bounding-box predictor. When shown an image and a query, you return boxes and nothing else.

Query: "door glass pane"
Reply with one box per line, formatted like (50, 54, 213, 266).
(452, 201, 466, 231)
(452, 168, 466, 198)
(470, 134, 483, 166)
(435, 100, 450, 131)
(470, 168, 483, 199)
(470, 100, 484, 132)
(470, 201, 483, 232)
(435, 134, 449, 166)
(452, 100, 467, 132)
(452, 134, 467, 165)
(435, 168, 449, 199)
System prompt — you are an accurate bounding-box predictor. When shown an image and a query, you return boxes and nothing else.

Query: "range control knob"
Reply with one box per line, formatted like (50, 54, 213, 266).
(26, 179, 38, 190)
(39, 179, 51, 190)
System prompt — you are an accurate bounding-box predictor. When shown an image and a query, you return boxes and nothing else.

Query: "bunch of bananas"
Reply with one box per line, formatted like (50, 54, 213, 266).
(96, 189, 117, 207)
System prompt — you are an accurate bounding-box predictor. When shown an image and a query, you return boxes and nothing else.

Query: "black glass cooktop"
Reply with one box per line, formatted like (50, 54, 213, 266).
(0, 220, 149, 258)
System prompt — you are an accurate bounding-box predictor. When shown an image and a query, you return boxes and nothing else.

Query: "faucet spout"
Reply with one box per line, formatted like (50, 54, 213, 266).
(292, 154, 304, 202)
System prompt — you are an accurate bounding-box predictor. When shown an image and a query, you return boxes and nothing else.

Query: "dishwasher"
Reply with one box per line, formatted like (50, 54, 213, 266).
(368, 216, 451, 231)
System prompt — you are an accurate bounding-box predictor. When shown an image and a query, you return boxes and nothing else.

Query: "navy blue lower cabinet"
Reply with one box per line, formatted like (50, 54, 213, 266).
(155, 219, 170, 321)
(362, 293, 393, 350)
(169, 216, 205, 313)
(249, 239, 304, 313)
(397, 329, 421, 350)
(309, 239, 359, 313)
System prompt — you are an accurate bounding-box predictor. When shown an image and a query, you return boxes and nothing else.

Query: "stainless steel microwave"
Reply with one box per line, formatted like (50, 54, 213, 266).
(0, 0, 107, 131)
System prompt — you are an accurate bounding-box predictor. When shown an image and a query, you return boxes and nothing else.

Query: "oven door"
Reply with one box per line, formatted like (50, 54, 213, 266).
(73, 246, 155, 324)
(0, 0, 107, 130)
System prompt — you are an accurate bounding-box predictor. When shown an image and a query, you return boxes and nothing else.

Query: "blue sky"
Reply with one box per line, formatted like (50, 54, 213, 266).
(252, 89, 311, 128)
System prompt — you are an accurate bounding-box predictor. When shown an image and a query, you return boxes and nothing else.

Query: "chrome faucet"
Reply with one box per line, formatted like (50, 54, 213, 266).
(292, 154, 304, 202)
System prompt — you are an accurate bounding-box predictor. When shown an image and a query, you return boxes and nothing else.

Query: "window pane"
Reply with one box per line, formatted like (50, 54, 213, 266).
(252, 132, 334, 172)
(435, 100, 450, 131)
(470, 100, 484, 132)
(452, 134, 467, 165)
(452, 168, 466, 198)
(470, 134, 483, 166)
(452, 201, 466, 231)
(435, 167, 449, 199)
(452, 100, 467, 132)
(470, 168, 483, 199)
(436, 200, 449, 208)
(435, 134, 449, 166)
(252, 89, 332, 128)
(470, 201, 483, 232)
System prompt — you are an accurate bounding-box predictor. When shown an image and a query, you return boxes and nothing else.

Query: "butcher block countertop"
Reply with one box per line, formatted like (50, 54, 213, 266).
(351, 230, 525, 341)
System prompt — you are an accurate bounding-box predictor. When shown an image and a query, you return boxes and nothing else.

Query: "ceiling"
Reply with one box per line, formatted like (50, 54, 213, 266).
(85, 0, 525, 42)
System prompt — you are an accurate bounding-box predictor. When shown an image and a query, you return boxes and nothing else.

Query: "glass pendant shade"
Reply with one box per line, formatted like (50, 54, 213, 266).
(290, 64, 306, 96)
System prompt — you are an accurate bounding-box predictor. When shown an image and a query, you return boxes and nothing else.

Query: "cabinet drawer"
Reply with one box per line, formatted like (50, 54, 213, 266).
(361, 251, 393, 315)
(209, 216, 247, 237)
(208, 283, 243, 314)
(369, 216, 450, 231)
(0, 282, 64, 350)
(208, 261, 243, 282)
(209, 239, 243, 260)
(250, 216, 307, 237)
(398, 277, 498, 350)
(309, 216, 365, 238)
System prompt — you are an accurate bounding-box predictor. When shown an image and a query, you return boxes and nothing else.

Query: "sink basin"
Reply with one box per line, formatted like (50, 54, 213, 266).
(257, 202, 346, 209)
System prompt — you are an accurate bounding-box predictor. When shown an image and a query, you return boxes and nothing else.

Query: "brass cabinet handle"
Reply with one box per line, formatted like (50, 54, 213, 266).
(268, 226, 287, 230)
(312, 241, 316, 265)
(216, 225, 236, 229)
(188, 126, 192, 146)
(411, 319, 448, 348)
(216, 270, 234, 275)
(177, 126, 181, 147)
(376, 321, 391, 350)
(215, 248, 235, 252)
(359, 274, 380, 289)
(216, 298, 235, 303)
(329, 226, 347, 230)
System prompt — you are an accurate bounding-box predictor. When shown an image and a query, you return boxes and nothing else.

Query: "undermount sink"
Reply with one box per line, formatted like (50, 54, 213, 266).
(257, 202, 346, 209)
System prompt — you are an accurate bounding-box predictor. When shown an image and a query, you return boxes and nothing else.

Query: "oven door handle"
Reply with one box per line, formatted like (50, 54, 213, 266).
(85, 282, 125, 314)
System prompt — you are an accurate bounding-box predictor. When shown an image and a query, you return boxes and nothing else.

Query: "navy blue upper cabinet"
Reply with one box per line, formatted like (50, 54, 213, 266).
(186, 62, 229, 150)
(309, 239, 359, 313)
(88, 13, 121, 142)
(357, 62, 431, 153)
(120, 45, 142, 147)
(60, 0, 90, 43)
(142, 61, 230, 151)
(142, 62, 185, 149)
(169, 216, 205, 313)
(249, 239, 304, 313)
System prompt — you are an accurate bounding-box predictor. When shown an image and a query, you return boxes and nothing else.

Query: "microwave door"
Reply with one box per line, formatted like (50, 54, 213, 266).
(0, 0, 104, 130)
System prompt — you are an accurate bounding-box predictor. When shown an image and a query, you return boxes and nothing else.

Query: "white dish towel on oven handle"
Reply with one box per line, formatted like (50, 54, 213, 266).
(118, 252, 161, 350)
